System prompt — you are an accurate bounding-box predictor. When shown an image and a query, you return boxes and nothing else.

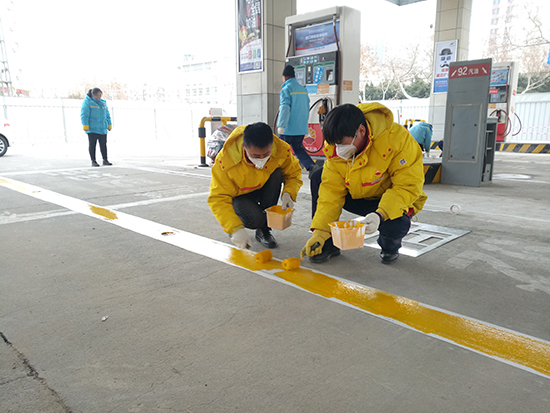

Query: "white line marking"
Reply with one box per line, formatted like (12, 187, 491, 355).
(0, 191, 209, 225)
(422, 205, 550, 224)
(1, 176, 550, 379)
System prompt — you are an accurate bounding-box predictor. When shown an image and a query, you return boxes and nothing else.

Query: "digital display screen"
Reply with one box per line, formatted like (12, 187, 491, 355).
(294, 21, 340, 56)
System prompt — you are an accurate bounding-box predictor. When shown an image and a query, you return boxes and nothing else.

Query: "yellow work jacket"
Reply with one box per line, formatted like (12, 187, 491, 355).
(311, 103, 427, 233)
(208, 125, 303, 234)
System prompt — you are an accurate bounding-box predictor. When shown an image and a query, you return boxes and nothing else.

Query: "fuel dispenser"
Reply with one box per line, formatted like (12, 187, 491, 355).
(487, 61, 519, 142)
(284, 6, 360, 155)
(441, 58, 497, 187)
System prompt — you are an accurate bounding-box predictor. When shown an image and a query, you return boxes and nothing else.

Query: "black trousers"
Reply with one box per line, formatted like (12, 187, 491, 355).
(88, 133, 108, 161)
(232, 169, 283, 230)
(310, 167, 411, 253)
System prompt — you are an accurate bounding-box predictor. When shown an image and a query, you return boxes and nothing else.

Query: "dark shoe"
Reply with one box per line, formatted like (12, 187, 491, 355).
(309, 238, 340, 264)
(255, 227, 277, 249)
(103, 160, 112, 166)
(380, 251, 399, 264)
(307, 162, 322, 179)
(91, 160, 100, 167)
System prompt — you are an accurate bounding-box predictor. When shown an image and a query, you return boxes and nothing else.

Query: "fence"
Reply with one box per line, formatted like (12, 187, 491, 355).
(1, 93, 548, 150)
(2, 96, 237, 157)
(366, 92, 550, 143)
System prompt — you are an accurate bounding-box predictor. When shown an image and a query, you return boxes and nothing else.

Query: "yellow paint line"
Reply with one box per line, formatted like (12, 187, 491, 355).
(1, 176, 550, 378)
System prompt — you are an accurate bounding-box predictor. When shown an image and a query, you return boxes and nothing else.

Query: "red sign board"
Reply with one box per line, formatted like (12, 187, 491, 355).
(304, 124, 325, 156)
(489, 88, 499, 94)
(449, 63, 491, 79)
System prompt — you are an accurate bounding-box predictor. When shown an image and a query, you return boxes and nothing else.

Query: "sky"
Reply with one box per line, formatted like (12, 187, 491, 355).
(0, 0, 530, 94)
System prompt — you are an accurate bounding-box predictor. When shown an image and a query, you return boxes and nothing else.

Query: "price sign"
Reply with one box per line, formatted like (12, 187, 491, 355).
(449, 63, 491, 79)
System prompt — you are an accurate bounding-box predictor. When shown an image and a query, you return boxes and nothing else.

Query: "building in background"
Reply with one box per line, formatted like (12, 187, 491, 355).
(488, 0, 517, 60)
(176, 55, 236, 107)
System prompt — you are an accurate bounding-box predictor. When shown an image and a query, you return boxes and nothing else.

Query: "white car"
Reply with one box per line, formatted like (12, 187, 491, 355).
(0, 117, 10, 157)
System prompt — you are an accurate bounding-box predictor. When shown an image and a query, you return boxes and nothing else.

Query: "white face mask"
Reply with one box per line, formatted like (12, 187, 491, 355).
(335, 130, 358, 160)
(249, 155, 270, 169)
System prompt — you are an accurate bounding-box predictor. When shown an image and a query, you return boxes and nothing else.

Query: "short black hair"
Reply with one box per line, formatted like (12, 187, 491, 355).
(243, 122, 274, 149)
(282, 65, 295, 78)
(322, 104, 367, 145)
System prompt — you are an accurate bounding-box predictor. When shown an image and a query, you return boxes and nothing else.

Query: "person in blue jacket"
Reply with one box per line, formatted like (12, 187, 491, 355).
(80, 88, 113, 167)
(408, 122, 433, 156)
(277, 65, 320, 178)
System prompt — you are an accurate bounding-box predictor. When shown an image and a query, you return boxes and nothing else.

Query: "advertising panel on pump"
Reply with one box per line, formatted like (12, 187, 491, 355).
(237, 0, 263, 73)
(294, 21, 340, 56)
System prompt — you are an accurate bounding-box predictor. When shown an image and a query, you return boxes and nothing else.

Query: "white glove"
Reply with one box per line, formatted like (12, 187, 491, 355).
(355, 212, 381, 235)
(231, 228, 250, 249)
(281, 192, 294, 210)
(277, 127, 285, 135)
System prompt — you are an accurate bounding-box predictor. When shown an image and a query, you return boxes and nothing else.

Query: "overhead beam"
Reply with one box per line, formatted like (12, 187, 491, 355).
(385, 0, 426, 5)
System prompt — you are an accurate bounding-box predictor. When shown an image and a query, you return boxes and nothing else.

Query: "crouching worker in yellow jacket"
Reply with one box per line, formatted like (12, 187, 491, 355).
(209, 122, 303, 249)
(301, 103, 427, 264)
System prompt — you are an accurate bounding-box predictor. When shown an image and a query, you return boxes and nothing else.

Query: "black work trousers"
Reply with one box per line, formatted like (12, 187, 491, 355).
(232, 169, 283, 230)
(310, 167, 411, 254)
(88, 133, 108, 161)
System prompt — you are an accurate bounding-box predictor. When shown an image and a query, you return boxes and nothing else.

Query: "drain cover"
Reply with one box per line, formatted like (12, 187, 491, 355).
(363, 223, 469, 257)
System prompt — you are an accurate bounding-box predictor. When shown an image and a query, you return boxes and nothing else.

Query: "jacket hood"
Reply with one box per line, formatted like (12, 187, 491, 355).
(85, 94, 105, 103)
(357, 102, 394, 137)
(323, 102, 395, 158)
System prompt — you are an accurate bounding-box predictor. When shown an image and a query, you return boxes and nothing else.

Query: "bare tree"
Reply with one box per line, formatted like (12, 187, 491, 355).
(486, 0, 550, 93)
(520, 44, 550, 93)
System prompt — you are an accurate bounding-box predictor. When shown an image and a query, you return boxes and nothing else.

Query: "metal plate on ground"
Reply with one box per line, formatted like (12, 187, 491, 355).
(363, 223, 469, 257)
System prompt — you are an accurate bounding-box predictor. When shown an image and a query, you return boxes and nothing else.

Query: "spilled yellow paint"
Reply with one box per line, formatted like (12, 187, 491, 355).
(89, 205, 118, 221)
(2, 174, 550, 378)
(220, 249, 550, 377)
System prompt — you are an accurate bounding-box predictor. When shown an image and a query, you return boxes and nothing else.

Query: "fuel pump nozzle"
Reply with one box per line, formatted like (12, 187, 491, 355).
(318, 98, 329, 124)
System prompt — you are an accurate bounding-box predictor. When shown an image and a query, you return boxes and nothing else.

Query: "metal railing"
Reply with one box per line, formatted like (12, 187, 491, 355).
(198, 116, 237, 167)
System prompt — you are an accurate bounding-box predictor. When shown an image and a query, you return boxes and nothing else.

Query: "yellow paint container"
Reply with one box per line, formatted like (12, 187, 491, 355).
(329, 220, 366, 250)
(265, 205, 294, 230)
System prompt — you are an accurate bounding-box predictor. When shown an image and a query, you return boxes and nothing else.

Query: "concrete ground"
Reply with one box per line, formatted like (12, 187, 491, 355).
(1, 140, 550, 412)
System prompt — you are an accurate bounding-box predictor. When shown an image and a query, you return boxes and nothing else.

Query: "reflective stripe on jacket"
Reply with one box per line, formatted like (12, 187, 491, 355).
(311, 103, 427, 232)
(80, 94, 112, 134)
(277, 78, 310, 135)
(208, 125, 303, 234)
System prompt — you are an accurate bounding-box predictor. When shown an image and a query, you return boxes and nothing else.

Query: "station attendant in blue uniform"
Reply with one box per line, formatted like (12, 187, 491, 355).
(80, 88, 113, 167)
(409, 122, 433, 156)
(277, 65, 320, 178)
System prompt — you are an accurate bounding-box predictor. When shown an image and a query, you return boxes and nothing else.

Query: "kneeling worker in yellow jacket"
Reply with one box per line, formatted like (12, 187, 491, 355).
(301, 103, 427, 264)
(209, 122, 303, 249)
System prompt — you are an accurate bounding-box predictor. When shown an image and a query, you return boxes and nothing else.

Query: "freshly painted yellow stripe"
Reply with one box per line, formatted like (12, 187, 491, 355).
(505, 144, 516, 152)
(1, 176, 550, 378)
